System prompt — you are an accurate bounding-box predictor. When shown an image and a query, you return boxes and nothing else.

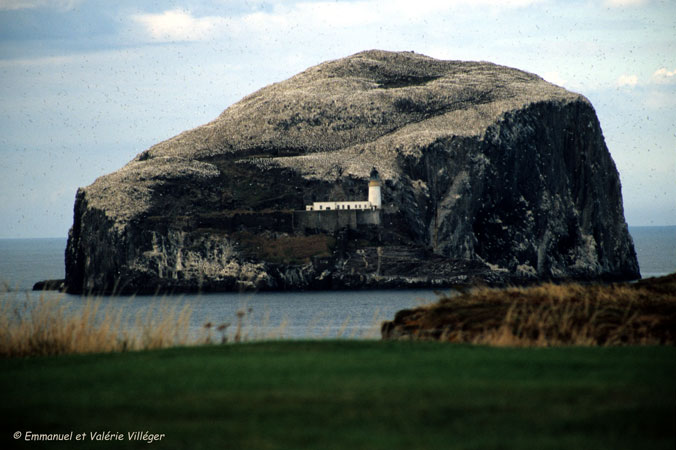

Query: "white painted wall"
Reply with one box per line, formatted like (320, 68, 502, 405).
(306, 201, 374, 211)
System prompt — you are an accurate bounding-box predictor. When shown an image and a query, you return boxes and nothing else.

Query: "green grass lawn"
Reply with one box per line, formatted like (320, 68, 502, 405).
(1, 341, 674, 450)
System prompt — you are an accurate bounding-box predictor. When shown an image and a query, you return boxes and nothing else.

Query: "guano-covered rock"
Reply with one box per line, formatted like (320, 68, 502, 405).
(64, 50, 640, 294)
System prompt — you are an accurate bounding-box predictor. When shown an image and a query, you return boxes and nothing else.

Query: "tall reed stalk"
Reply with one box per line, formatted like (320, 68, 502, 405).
(0, 292, 193, 357)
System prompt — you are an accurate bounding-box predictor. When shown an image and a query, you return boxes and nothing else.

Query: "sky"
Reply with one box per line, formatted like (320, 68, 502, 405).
(0, 0, 674, 238)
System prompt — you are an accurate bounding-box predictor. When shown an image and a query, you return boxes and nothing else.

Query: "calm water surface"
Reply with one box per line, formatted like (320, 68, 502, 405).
(1, 226, 673, 340)
(628, 226, 676, 278)
(0, 239, 441, 339)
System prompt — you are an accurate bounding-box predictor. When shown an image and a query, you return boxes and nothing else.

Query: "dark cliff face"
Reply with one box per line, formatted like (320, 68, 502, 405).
(65, 50, 639, 294)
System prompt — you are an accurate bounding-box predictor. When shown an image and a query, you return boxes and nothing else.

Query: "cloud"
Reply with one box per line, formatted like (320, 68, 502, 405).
(616, 74, 638, 87)
(0, 0, 80, 10)
(132, 9, 227, 42)
(652, 67, 676, 84)
(603, 0, 650, 6)
(131, 0, 546, 43)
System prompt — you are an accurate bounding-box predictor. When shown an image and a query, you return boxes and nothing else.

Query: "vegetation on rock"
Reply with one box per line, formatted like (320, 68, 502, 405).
(382, 273, 676, 345)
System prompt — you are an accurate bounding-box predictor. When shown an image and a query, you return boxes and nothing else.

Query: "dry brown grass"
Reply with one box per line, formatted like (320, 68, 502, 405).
(0, 288, 387, 357)
(0, 293, 193, 357)
(382, 273, 676, 346)
(0, 290, 380, 357)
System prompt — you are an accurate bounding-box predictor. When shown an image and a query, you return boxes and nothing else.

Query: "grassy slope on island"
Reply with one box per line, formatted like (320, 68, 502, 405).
(1, 341, 675, 450)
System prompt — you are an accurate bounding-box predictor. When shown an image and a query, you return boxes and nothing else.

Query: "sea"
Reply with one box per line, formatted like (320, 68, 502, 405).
(1, 226, 674, 340)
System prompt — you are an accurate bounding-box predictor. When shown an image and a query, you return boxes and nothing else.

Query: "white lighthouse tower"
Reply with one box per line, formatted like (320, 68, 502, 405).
(368, 167, 382, 209)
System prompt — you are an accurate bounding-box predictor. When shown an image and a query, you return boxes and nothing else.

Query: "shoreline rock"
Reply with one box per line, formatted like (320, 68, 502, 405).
(32, 279, 66, 292)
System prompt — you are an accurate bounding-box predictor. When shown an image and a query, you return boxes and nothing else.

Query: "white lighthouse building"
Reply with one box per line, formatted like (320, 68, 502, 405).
(305, 168, 382, 211)
(368, 167, 382, 209)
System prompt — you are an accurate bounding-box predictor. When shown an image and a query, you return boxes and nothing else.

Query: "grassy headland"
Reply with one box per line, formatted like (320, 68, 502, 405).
(1, 341, 674, 450)
(383, 273, 676, 345)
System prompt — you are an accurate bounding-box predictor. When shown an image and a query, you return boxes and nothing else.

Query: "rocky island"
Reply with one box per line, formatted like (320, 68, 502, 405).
(63, 50, 639, 294)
